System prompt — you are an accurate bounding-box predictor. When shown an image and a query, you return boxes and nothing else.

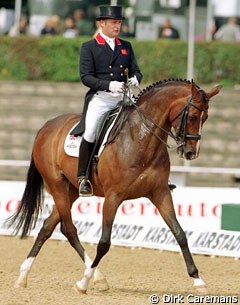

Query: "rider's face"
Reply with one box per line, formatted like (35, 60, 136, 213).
(100, 19, 122, 38)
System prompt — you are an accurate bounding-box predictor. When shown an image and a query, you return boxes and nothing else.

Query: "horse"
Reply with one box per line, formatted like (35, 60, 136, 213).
(9, 79, 222, 294)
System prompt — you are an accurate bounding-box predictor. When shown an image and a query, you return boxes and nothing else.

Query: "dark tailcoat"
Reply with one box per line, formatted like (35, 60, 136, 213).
(71, 33, 142, 136)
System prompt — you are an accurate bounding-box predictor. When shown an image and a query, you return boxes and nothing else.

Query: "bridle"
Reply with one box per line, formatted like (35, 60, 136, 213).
(170, 92, 209, 145)
(125, 87, 209, 150)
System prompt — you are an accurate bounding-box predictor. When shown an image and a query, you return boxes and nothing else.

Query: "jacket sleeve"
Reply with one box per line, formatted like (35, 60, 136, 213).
(127, 43, 143, 84)
(80, 43, 110, 92)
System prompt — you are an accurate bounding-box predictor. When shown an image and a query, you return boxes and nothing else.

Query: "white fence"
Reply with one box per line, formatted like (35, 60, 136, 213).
(1, 159, 240, 186)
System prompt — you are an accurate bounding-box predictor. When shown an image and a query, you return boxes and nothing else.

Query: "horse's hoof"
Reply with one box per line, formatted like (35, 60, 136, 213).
(14, 278, 27, 288)
(74, 284, 87, 295)
(93, 278, 110, 291)
(194, 285, 208, 294)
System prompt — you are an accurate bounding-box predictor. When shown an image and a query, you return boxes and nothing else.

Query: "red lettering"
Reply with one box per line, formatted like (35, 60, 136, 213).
(154, 207, 159, 216)
(176, 204, 193, 217)
(77, 201, 90, 214)
(139, 202, 151, 215)
(5, 199, 20, 213)
(96, 200, 103, 214)
(177, 204, 183, 216)
(176, 202, 220, 218)
(121, 202, 134, 215)
(200, 202, 206, 217)
(187, 205, 192, 216)
(212, 205, 220, 217)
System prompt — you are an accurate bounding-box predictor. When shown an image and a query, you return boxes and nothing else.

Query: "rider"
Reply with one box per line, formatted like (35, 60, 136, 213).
(77, 5, 142, 196)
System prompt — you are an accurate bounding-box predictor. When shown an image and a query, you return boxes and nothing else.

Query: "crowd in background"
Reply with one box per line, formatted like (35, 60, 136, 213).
(5, 9, 240, 42)
(7, 8, 135, 39)
(8, 9, 96, 38)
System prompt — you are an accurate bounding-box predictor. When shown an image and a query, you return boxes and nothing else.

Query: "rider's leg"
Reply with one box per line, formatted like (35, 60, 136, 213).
(77, 138, 95, 196)
(77, 93, 123, 196)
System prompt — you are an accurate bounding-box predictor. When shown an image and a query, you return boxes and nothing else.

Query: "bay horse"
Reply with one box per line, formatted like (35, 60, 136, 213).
(9, 79, 221, 294)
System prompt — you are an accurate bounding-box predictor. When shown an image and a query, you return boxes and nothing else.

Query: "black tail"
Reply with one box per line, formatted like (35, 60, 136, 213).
(8, 155, 44, 238)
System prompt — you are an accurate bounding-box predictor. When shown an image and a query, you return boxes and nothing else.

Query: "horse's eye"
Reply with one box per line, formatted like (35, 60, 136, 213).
(188, 116, 197, 122)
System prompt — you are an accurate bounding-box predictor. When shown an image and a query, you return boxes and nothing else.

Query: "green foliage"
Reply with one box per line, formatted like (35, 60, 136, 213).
(0, 36, 239, 84)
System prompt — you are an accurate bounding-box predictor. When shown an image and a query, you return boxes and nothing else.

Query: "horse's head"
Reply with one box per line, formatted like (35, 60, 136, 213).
(170, 81, 222, 160)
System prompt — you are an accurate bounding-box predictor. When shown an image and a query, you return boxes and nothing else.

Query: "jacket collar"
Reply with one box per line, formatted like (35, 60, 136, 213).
(95, 33, 121, 46)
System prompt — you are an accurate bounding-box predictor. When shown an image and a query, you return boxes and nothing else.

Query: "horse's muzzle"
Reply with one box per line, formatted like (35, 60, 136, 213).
(184, 151, 197, 160)
(177, 144, 199, 160)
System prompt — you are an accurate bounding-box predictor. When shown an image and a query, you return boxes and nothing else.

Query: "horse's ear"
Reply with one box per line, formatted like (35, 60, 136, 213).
(206, 85, 223, 99)
(191, 80, 199, 99)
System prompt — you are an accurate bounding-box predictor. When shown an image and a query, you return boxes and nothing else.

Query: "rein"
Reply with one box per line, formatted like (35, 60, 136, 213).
(127, 87, 208, 150)
(131, 102, 178, 149)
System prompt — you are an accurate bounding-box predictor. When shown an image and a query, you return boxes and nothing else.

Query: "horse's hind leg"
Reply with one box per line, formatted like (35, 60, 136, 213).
(15, 206, 60, 288)
(151, 190, 207, 294)
(15, 184, 108, 291)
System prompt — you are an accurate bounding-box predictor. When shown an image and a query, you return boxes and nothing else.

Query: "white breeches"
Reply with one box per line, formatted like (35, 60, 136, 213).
(84, 91, 123, 143)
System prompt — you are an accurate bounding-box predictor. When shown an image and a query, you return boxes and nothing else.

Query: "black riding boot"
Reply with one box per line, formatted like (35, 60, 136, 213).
(77, 138, 94, 196)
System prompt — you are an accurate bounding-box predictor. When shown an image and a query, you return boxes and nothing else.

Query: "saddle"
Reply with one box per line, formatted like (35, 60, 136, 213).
(64, 106, 121, 158)
(64, 92, 135, 180)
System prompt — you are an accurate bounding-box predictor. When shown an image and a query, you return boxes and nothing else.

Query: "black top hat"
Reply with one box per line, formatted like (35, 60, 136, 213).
(96, 5, 125, 21)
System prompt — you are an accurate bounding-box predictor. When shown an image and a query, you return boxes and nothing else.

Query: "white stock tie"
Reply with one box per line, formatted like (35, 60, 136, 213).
(107, 39, 115, 50)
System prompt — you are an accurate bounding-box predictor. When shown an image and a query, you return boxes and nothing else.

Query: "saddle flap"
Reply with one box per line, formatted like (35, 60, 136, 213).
(64, 107, 120, 158)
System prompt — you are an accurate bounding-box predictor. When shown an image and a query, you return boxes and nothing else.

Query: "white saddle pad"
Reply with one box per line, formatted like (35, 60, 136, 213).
(64, 117, 117, 157)
(64, 122, 82, 157)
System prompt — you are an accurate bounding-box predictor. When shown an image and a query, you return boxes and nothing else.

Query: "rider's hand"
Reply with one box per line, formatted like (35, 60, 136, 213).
(127, 75, 139, 87)
(109, 81, 125, 93)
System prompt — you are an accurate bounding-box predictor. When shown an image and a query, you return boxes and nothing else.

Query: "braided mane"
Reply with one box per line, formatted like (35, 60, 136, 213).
(135, 78, 192, 102)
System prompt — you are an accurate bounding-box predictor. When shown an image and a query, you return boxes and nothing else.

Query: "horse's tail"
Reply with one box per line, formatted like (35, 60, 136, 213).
(8, 154, 44, 238)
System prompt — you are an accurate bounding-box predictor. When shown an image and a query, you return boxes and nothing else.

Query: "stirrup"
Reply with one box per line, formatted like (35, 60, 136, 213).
(78, 177, 93, 197)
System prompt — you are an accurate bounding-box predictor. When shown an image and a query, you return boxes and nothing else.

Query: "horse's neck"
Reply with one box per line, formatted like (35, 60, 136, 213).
(126, 84, 189, 150)
(123, 97, 169, 153)
(134, 91, 172, 133)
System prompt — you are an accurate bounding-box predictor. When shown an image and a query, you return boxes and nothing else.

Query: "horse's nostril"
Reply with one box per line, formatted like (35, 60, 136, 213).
(185, 152, 195, 160)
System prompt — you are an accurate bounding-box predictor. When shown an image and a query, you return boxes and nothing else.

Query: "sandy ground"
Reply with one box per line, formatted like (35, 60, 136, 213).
(0, 235, 239, 305)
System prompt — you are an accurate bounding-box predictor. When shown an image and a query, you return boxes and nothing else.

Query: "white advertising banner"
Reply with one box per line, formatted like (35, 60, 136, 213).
(0, 181, 240, 258)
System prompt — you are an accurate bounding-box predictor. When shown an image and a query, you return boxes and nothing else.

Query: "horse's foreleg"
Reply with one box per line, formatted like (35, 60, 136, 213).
(15, 207, 60, 288)
(51, 191, 108, 294)
(75, 196, 119, 294)
(152, 191, 207, 293)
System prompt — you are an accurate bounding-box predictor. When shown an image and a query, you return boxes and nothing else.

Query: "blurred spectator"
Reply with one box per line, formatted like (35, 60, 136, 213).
(214, 17, 240, 42)
(62, 16, 78, 38)
(120, 21, 134, 38)
(159, 18, 180, 39)
(93, 20, 100, 38)
(40, 15, 61, 36)
(8, 15, 30, 36)
(209, 19, 217, 40)
(73, 9, 94, 36)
